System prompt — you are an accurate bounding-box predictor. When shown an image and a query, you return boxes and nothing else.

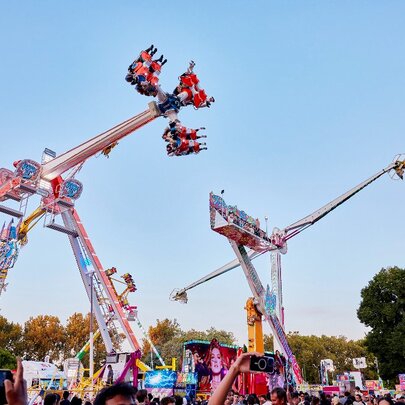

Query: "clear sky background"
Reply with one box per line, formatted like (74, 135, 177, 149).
(0, 1, 404, 347)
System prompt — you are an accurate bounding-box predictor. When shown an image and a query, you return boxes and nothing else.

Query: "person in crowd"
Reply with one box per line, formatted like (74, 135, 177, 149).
(311, 398, 320, 405)
(94, 382, 137, 405)
(246, 395, 256, 405)
(60, 391, 71, 405)
(291, 392, 300, 405)
(71, 397, 83, 405)
(332, 396, 340, 405)
(174, 396, 183, 405)
(300, 393, 311, 405)
(232, 394, 240, 404)
(44, 394, 59, 405)
(161, 398, 175, 405)
(226, 392, 235, 403)
(320, 392, 331, 405)
(353, 394, 366, 405)
(106, 364, 114, 385)
(271, 388, 287, 405)
(136, 389, 148, 405)
(346, 393, 355, 405)
(377, 398, 394, 405)
(340, 392, 350, 405)
(237, 394, 245, 405)
(262, 394, 271, 405)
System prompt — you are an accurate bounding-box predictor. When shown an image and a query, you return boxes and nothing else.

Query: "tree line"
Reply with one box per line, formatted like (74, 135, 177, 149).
(141, 319, 378, 383)
(0, 312, 373, 384)
(0, 313, 108, 369)
(1, 266, 403, 386)
(142, 266, 405, 386)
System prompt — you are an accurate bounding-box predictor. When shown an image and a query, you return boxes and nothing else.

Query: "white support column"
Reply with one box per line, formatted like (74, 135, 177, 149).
(61, 211, 114, 352)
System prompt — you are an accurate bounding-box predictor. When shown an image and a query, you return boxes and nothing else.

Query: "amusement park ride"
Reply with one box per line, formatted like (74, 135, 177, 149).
(0, 45, 214, 384)
(1, 41, 404, 393)
(171, 156, 405, 385)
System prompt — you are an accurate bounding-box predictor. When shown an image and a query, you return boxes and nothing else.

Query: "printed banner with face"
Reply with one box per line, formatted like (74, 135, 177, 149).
(182, 339, 238, 393)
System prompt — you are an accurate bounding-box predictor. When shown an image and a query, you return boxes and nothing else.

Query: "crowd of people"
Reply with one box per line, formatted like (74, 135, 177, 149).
(125, 45, 166, 97)
(162, 121, 207, 157)
(210, 194, 271, 242)
(125, 46, 214, 109)
(4, 358, 405, 405)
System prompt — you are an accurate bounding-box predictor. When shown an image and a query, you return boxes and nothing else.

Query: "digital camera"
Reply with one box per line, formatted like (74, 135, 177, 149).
(249, 355, 274, 373)
(0, 369, 13, 404)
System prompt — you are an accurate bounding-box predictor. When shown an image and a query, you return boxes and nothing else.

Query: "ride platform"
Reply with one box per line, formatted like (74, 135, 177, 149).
(209, 193, 271, 253)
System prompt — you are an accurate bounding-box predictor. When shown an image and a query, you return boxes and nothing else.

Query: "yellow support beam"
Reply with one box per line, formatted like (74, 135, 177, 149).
(245, 297, 264, 353)
(18, 206, 46, 245)
(155, 358, 176, 371)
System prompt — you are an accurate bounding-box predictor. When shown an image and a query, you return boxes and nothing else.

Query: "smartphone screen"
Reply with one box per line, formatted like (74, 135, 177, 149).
(0, 370, 13, 405)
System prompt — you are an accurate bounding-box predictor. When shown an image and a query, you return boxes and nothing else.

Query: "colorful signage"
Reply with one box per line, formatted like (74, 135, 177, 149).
(399, 374, 405, 390)
(182, 339, 238, 393)
(365, 380, 382, 390)
(144, 370, 177, 389)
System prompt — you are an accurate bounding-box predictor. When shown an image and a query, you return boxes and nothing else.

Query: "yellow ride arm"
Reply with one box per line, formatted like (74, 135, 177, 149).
(18, 207, 46, 245)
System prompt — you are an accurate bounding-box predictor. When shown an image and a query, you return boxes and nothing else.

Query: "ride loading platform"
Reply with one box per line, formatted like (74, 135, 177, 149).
(209, 192, 274, 253)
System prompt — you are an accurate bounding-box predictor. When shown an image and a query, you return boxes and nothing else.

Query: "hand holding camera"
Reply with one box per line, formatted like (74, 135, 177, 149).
(249, 355, 274, 373)
(3, 359, 27, 405)
(0, 369, 13, 404)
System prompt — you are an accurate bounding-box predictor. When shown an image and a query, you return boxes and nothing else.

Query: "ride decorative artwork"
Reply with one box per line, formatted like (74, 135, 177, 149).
(209, 192, 271, 252)
(0, 219, 19, 292)
(14, 160, 41, 181)
(59, 179, 83, 200)
(264, 284, 277, 315)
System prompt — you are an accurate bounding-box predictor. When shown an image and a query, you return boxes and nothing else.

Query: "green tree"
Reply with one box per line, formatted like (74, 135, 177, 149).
(263, 334, 274, 352)
(357, 266, 405, 381)
(182, 327, 235, 346)
(0, 348, 16, 369)
(65, 312, 107, 368)
(22, 315, 66, 362)
(0, 315, 23, 355)
(286, 333, 376, 383)
(142, 319, 182, 366)
(141, 319, 236, 369)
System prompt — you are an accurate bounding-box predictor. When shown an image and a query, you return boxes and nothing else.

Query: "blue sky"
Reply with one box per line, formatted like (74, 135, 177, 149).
(0, 1, 404, 347)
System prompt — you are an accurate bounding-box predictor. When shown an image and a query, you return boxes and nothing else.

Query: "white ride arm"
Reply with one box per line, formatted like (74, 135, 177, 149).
(172, 157, 404, 301)
(41, 102, 160, 181)
(284, 161, 400, 236)
(171, 249, 259, 302)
